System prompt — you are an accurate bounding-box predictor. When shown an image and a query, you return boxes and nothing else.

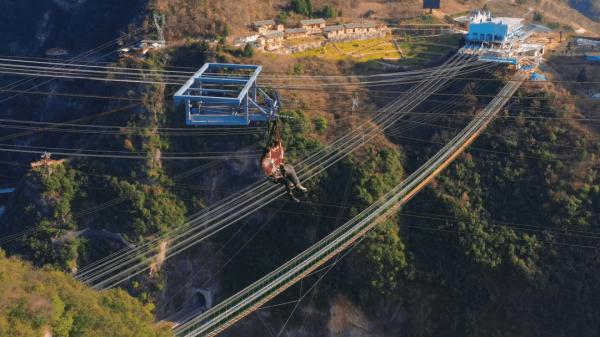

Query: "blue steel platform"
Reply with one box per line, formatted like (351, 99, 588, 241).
(173, 63, 279, 126)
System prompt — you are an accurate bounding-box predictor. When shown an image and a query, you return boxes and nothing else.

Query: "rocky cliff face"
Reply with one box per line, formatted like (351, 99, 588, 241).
(0, 0, 148, 180)
(0, 0, 147, 55)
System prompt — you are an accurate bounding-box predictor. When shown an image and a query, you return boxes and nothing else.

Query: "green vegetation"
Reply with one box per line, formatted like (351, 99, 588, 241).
(290, 0, 313, 17)
(334, 86, 600, 336)
(347, 219, 408, 302)
(242, 43, 254, 58)
(279, 109, 322, 161)
(0, 251, 172, 337)
(315, 5, 339, 19)
(350, 146, 404, 208)
(3, 163, 84, 271)
(289, 0, 338, 19)
(102, 178, 187, 241)
(276, 11, 290, 24)
(325, 145, 406, 303)
(293, 63, 303, 74)
(1, 55, 187, 275)
(312, 117, 328, 134)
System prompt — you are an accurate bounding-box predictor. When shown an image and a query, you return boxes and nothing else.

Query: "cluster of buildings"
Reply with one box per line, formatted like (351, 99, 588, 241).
(234, 18, 389, 52)
(466, 11, 525, 44)
(460, 10, 546, 69)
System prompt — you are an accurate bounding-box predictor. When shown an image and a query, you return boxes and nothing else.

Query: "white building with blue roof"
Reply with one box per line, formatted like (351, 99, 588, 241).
(467, 11, 524, 44)
(461, 10, 546, 69)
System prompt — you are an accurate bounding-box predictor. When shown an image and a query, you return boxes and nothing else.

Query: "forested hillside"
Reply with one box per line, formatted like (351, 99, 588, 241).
(0, 250, 171, 337)
(0, 0, 598, 336)
(217, 72, 600, 337)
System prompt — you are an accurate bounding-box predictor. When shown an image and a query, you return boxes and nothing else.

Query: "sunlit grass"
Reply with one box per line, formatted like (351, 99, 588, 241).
(292, 37, 402, 62)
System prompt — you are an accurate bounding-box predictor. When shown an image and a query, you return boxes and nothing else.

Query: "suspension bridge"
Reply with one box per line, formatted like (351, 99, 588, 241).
(173, 72, 526, 337)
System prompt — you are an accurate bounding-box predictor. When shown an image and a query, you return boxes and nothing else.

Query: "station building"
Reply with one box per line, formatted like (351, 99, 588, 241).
(466, 11, 524, 45)
(461, 10, 546, 69)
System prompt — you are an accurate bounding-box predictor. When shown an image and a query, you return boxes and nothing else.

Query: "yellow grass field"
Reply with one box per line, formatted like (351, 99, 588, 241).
(291, 35, 460, 65)
(292, 37, 402, 62)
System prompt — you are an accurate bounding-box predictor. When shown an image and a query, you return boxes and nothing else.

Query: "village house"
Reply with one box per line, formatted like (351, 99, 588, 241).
(344, 22, 379, 35)
(257, 30, 284, 51)
(285, 28, 308, 39)
(344, 22, 364, 35)
(323, 25, 345, 39)
(300, 18, 326, 34)
(253, 19, 276, 34)
(324, 22, 388, 41)
(239, 18, 388, 53)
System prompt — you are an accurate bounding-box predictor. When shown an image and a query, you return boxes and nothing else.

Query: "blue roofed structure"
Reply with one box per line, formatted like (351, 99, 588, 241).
(466, 11, 524, 44)
(586, 53, 600, 62)
(530, 72, 547, 81)
(173, 63, 279, 126)
(460, 10, 546, 69)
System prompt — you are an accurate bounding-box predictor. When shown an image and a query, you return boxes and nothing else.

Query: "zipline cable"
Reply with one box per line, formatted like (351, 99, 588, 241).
(79, 54, 478, 289)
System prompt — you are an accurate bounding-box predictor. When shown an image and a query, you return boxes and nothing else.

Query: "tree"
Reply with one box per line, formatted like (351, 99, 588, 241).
(347, 220, 407, 301)
(291, 0, 312, 17)
(2, 163, 84, 271)
(242, 43, 254, 58)
(0, 252, 172, 337)
(317, 5, 336, 19)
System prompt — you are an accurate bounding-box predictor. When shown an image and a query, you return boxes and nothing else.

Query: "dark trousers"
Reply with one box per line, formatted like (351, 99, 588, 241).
(282, 164, 300, 186)
(281, 164, 300, 197)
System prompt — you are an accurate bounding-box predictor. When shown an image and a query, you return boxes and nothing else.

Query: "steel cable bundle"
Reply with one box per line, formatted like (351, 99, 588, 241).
(76, 55, 487, 289)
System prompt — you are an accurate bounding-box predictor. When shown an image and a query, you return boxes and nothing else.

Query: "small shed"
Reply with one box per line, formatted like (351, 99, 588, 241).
(301, 18, 326, 34)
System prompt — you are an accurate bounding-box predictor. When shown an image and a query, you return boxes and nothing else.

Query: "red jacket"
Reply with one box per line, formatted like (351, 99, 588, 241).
(261, 144, 284, 179)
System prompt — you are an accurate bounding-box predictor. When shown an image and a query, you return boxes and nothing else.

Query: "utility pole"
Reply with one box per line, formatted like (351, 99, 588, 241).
(41, 152, 52, 176)
(351, 95, 359, 113)
(153, 13, 166, 45)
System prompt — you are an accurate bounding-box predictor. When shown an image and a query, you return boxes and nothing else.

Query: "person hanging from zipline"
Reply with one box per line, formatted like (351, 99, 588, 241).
(261, 122, 307, 203)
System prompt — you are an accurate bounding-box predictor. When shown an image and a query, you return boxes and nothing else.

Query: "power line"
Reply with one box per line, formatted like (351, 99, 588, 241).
(76, 54, 480, 290)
